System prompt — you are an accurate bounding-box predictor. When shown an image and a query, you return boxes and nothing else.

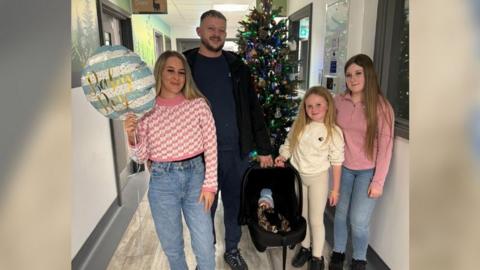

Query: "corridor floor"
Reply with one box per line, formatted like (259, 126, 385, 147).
(106, 191, 333, 270)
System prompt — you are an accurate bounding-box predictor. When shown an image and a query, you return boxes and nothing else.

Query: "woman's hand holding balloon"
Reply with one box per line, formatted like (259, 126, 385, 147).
(124, 114, 138, 145)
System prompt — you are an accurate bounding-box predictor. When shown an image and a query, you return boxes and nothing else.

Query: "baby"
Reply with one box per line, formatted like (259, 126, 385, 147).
(257, 188, 291, 233)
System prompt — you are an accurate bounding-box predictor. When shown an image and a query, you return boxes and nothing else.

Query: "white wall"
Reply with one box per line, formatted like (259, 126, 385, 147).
(346, 0, 378, 58)
(287, 1, 409, 269)
(71, 87, 118, 257)
(370, 137, 409, 270)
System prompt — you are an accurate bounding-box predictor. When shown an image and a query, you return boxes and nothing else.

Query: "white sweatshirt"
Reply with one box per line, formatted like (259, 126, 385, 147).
(279, 122, 345, 175)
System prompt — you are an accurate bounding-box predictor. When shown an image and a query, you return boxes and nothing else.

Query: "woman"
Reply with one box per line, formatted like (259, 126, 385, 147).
(124, 51, 217, 270)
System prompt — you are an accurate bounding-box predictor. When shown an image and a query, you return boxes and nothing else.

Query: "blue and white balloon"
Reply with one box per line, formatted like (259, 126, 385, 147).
(81, 45, 156, 120)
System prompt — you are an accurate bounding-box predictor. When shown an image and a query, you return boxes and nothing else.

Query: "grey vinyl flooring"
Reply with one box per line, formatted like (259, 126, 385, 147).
(106, 192, 336, 270)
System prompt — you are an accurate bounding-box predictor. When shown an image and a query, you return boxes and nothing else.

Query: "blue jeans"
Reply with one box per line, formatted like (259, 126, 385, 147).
(148, 156, 215, 270)
(333, 166, 376, 261)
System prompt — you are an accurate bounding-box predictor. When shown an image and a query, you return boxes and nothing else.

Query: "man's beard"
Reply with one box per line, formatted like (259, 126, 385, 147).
(201, 36, 224, 52)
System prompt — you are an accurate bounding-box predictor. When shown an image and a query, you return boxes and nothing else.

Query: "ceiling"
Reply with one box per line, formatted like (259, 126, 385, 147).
(158, 0, 257, 37)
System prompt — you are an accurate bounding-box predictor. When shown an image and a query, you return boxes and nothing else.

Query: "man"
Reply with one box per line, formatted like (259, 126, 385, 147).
(184, 10, 273, 270)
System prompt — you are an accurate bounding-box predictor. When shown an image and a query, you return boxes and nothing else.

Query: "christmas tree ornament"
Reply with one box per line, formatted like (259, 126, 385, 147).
(242, 31, 252, 38)
(287, 40, 297, 51)
(259, 29, 268, 39)
(258, 78, 267, 88)
(275, 64, 282, 73)
(248, 150, 258, 162)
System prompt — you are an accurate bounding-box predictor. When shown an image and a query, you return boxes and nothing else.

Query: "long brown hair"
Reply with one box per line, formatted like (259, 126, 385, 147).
(289, 86, 338, 150)
(153, 50, 206, 101)
(344, 54, 393, 160)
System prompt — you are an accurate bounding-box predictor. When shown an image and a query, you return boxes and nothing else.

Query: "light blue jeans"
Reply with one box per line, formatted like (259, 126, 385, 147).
(148, 156, 215, 270)
(333, 166, 376, 261)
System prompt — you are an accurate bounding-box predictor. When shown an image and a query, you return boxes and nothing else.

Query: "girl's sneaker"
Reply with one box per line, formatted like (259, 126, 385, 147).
(328, 252, 345, 270)
(309, 256, 325, 270)
(350, 259, 367, 270)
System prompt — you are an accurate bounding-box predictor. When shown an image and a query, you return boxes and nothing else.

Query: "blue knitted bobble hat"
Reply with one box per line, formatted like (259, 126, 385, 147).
(258, 188, 274, 208)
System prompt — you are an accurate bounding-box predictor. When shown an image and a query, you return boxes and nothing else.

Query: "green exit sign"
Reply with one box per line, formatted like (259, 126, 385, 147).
(299, 17, 309, 39)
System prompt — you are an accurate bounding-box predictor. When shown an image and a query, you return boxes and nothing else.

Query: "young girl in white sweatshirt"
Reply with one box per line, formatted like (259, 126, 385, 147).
(275, 86, 344, 270)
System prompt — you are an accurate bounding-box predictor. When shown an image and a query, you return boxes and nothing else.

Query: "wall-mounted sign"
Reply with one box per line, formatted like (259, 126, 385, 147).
(132, 0, 167, 14)
(299, 17, 309, 39)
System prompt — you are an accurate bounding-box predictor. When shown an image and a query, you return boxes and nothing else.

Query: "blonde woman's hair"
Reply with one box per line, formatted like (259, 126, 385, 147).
(289, 86, 338, 151)
(344, 54, 393, 160)
(153, 50, 207, 101)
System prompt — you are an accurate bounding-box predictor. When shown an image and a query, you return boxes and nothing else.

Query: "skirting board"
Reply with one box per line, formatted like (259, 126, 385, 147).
(324, 206, 390, 270)
(72, 171, 149, 270)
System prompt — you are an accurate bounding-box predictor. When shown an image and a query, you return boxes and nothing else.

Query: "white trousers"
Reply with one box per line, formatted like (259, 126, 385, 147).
(300, 170, 329, 258)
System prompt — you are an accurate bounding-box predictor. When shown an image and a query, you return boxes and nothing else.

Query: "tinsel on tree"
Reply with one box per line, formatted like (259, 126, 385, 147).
(236, 0, 300, 155)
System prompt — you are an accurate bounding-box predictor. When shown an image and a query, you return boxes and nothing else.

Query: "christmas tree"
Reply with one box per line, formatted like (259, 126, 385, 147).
(236, 0, 300, 155)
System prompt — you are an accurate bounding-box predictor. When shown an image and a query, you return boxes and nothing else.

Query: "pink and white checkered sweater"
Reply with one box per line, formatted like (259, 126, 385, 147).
(129, 95, 218, 193)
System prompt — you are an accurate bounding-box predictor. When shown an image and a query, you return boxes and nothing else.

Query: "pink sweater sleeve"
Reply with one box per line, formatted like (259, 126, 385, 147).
(129, 115, 149, 163)
(198, 100, 218, 193)
(371, 102, 395, 190)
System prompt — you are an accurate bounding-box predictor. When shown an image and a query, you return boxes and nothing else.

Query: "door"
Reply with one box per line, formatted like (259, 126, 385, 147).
(102, 12, 122, 46)
(154, 32, 164, 59)
(288, 4, 312, 94)
(101, 6, 137, 205)
(165, 36, 172, 51)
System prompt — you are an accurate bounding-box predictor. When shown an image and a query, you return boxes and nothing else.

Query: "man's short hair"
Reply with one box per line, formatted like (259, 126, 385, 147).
(200, 10, 227, 23)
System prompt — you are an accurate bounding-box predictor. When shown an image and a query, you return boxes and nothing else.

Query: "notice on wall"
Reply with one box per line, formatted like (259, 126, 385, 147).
(132, 0, 168, 14)
(322, 0, 349, 94)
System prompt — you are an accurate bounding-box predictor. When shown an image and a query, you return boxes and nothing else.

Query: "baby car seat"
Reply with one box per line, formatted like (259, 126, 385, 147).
(239, 165, 307, 270)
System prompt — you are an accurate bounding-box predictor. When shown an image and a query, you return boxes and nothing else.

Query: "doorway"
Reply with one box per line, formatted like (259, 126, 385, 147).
(99, 1, 137, 205)
(165, 36, 172, 51)
(288, 3, 312, 94)
(154, 31, 164, 59)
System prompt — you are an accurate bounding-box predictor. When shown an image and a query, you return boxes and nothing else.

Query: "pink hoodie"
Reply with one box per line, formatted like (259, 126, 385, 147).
(334, 93, 394, 190)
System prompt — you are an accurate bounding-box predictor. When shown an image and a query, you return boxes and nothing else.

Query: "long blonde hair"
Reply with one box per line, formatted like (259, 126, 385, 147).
(344, 54, 393, 160)
(153, 50, 207, 101)
(289, 86, 338, 151)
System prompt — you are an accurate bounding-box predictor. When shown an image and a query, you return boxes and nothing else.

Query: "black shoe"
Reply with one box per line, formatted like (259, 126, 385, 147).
(309, 256, 325, 270)
(224, 249, 248, 270)
(292, 246, 312, 268)
(350, 259, 367, 270)
(328, 252, 345, 270)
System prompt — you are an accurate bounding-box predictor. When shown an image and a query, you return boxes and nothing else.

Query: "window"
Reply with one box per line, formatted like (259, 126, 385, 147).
(396, 1, 409, 121)
(374, 0, 409, 139)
